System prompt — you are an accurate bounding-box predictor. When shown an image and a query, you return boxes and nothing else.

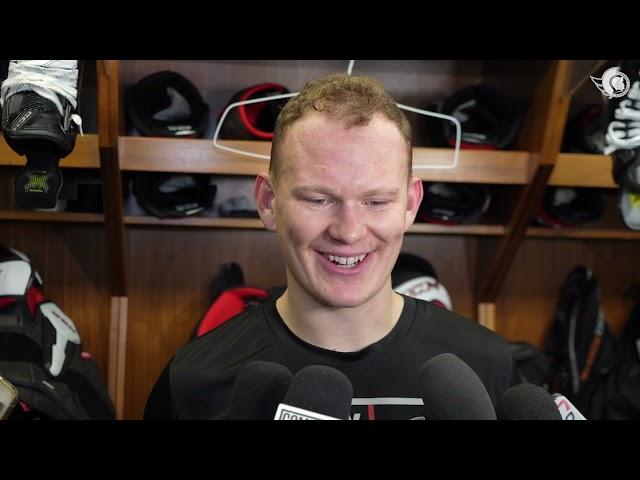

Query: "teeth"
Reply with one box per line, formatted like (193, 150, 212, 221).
(324, 253, 368, 266)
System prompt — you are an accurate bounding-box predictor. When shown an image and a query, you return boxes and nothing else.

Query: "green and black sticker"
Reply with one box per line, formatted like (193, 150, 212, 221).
(23, 170, 51, 194)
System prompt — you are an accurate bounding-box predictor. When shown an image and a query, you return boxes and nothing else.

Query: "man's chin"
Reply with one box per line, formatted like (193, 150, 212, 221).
(315, 291, 376, 309)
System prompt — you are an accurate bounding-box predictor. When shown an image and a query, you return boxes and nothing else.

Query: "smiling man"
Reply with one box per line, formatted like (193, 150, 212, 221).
(144, 74, 523, 420)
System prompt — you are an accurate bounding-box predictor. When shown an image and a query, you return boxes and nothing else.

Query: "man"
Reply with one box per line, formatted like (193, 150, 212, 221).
(144, 73, 522, 420)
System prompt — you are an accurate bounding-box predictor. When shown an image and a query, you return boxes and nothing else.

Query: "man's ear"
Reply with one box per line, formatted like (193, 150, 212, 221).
(254, 173, 277, 231)
(405, 176, 424, 231)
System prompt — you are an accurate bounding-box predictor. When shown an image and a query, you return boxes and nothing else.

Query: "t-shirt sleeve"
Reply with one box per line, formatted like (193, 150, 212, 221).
(143, 358, 177, 420)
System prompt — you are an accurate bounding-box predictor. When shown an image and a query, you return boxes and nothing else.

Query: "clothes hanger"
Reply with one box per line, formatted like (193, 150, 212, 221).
(213, 60, 460, 170)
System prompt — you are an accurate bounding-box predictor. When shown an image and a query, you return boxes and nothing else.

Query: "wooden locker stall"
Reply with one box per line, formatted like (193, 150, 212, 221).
(0, 61, 113, 393)
(496, 65, 640, 347)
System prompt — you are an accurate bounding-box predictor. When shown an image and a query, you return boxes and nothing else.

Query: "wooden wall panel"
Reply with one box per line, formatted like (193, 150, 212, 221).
(124, 227, 286, 419)
(496, 238, 640, 348)
(0, 223, 111, 375)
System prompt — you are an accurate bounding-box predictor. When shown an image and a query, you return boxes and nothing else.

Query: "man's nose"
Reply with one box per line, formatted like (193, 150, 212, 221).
(327, 204, 367, 244)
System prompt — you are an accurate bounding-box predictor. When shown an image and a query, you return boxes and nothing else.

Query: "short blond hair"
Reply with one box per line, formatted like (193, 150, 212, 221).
(270, 73, 412, 184)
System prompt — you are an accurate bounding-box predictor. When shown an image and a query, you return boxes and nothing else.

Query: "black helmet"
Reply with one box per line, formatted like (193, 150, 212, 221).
(132, 173, 216, 219)
(418, 182, 491, 225)
(563, 104, 607, 154)
(125, 71, 209, 137)
(536, 187, 605, 228)
(433, 84, 521, 150)
(217, 83, 289, 140)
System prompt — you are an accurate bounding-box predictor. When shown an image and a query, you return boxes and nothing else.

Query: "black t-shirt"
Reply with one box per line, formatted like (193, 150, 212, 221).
(144, 295, 523, 420)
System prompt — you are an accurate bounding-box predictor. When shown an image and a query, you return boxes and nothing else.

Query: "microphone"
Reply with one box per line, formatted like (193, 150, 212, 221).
(418, 353, 497, 420)
(274, 365, 353, 420)
(495, 383, 562, 420)
(551, 393, 587, 420)
(229, 361, 293, 420)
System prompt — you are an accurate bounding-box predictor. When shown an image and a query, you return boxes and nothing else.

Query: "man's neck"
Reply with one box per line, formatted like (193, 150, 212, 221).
(275, 285, 405, 353)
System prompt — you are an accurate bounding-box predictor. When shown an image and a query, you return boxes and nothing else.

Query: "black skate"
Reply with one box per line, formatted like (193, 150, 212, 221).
(1, 90, 80, 209)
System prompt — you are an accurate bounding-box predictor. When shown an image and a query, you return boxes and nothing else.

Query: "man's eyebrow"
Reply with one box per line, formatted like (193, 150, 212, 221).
(291, 186, 334, 196)
(362, 188, 400, 196)
(291, 186, 400, 196)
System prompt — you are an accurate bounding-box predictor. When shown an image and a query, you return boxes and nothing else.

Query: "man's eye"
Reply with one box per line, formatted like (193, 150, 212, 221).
(307, 198, 328, 206)
(366, 200, 389, 208)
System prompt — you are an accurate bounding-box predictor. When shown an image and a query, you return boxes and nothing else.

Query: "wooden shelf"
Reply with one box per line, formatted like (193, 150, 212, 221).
(0, 210, 104, 223)
(118, 137, 534, 184)
(526, 226, 640, 241)
(0, 134, 100, 168)
(124, 215, 265, 229)
(413, 148, 533, 184)
(409, 223, 505, 236)
(0, 210, 507, 235)
(549, 153, 615, 188)
(119, 138, 270, 175)
(124, 214, 504, 235)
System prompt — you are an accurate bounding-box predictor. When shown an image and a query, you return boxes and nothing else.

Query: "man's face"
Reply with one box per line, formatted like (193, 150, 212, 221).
(258, 112, 423, 309)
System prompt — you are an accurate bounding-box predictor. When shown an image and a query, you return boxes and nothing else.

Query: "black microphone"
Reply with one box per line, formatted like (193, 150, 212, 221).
(418, 353, 497, 420)
(495, 383, 562, 420)
(274, 365, 353, 420)
(229, 361, 293, 420)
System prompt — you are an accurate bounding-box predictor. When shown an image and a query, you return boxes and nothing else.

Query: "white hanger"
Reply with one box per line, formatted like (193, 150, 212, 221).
(213, 61, 461, 170)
